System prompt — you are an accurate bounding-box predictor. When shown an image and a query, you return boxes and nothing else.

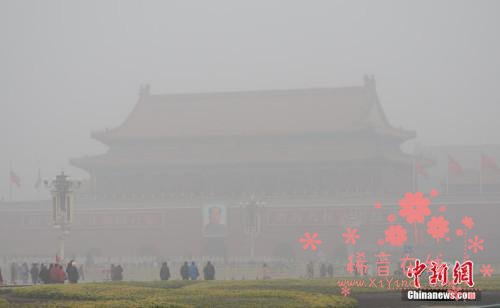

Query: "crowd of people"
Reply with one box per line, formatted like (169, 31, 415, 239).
(0, 261, 82, 285)
(2, 256, 337, 284)
(0, 260, 217, 285)
(306, 261, 334, 279)
(110, 264, 123, 281)
(163, 261, 215, 281)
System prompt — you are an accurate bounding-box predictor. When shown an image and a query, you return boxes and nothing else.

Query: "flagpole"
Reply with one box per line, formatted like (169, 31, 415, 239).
(93, 174, 97, 200)
(446, 156, 449, 195)
(37, 166, 42, 199)
(480, 155, 483, 195)
(412, 157, 417, 192)
(9, 161, 13, 201)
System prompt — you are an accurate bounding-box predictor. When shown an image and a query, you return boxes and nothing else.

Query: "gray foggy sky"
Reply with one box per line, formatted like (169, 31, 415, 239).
(1, 0, 499, 200)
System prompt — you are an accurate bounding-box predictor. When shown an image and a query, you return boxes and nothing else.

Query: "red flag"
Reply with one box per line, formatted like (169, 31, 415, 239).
(481, 154, 499, 172)
(415, 159, 428, 177)
(448, 155, 463, 175)
(9, 171, 21, 187)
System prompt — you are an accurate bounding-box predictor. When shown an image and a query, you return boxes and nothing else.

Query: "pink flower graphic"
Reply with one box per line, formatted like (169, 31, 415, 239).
(385, 225, 407, 247)
(462, 216, 474, 230)
(426, 216, 449, 240)
(299, 232, 322, 251)
(342, 227, 359, 245)
(399, 192, 431, 224)
(480, 264, 494, 277)
(430, 189, 439, 197)
(387, 214, 396, 223)
(342, 227, 360, 245)
(467, 235, 484, 254)
(341, 286, 351, 297)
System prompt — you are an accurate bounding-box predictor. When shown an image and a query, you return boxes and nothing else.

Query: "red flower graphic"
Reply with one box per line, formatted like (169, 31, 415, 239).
(385, 225, 407, 246)
(399, 192, 431, 224)
(468, 235, 484, 254)
(430, 189, 439, 197)
(342, 227, 360, 245)
(480, 264, 494, 277)
(375, 202, 382, 209)
(387, 214, 396, 223)
(462, 216, 474, 230)
(341, 286, 351, 297)
(426, 216, 449, 240)
(456, 229, 463, 237)
(299, 232, 322, 251)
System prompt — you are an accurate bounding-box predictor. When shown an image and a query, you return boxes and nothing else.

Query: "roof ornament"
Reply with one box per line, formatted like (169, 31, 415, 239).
(139, 83, 151, 98)
(363, 74, 376, 89)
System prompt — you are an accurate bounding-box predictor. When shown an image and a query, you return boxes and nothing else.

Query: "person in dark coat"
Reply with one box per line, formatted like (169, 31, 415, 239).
(30, 263, 40, 284)
(115, 265, 123, 281)
(78, 265, 85, 281)
(319, 263, 327, 278)
(160, 262, 171, 281)
(21, 263, 29, 284)
(48, 264, 56, 283)
(180, 262, 189, 280)
(39, 264, 49, 284)
(306, 261, 314, 279)
(110, 264, 116, 281)
(327, 263, 334, 278)
(10, 262, 18, 285)
(66, 260, 79, 283)
(0, 267, 4, 285)
(262, 263, 271, 280)
(203, 261, 215, 280)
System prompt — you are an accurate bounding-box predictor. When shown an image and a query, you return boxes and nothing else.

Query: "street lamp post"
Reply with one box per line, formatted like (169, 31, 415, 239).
(241, 196, 266, 259)
(44, 172, 80, 262)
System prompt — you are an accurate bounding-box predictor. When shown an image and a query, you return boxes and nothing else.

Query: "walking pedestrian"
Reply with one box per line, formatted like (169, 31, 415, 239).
(180, 262, 189, 280)
(30, 263, 40, 284)
(114, 264, 123, 281)
(10, 262, 17, 285)
(327, 263, 334, 278)
(39, 264, 49, 284)
(21, 263, 29, 284)
(48, 264, 56, 283)
(78, 265, 85, 281)
(188, 262, 199, 280)
(203, 261, 215, 280)
(320, 263, 327, 278)
(306, 261, 314, 279)
(66, 260, 79, 283)
(56, 264, 66, 283)
(160, 262, 170, 281)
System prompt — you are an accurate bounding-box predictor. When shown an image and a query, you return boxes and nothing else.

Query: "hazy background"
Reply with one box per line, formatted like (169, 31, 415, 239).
(1, 0, 499, 200)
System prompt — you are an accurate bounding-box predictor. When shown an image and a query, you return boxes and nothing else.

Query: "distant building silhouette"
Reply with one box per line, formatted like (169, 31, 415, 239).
(72, 76, 415, 200)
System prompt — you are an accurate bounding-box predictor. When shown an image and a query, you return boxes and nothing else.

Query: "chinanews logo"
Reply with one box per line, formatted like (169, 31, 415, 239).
(403, 259, 481, 302)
